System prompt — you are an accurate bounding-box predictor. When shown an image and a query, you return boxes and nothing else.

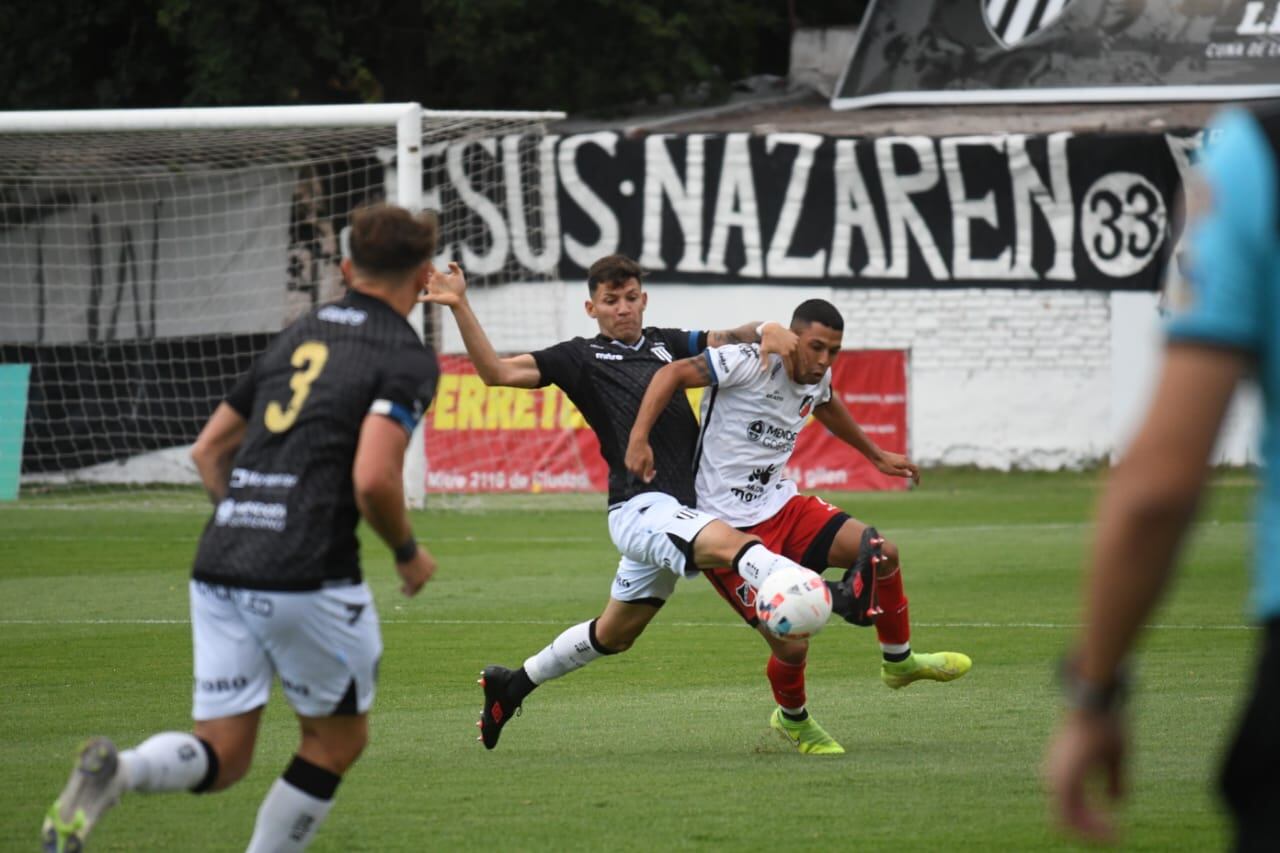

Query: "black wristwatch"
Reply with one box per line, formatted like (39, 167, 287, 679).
(1059, 655, 1131, 715)
(393, 536, 419, 563)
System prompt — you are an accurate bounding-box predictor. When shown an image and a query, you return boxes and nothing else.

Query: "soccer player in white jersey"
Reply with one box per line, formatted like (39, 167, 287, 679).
(422, 254, 818, 750)
(627, 298, 971, 754)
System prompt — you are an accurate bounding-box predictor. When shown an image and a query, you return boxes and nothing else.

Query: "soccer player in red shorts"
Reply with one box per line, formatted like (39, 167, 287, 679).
(627, 299, 971, 754)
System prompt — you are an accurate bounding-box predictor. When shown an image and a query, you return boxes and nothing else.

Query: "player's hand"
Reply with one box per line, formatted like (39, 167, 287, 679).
(625, 436, 656, 483)
(874, 451, 920, 485)
(421, 261, 467, 307)
(396, 545, 437, 597)
(1044, 709, 1128, 845)
(758, 322, 798, 372)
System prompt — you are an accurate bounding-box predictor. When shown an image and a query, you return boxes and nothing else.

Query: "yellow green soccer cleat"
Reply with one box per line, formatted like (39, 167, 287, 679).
(769, 708, 846, 755)
(42, 737, 125, 853)
(881, 651, 972, 690)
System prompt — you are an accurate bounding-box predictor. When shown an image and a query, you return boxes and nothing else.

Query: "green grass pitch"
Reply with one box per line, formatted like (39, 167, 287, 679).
(0, 469, 1257, 851)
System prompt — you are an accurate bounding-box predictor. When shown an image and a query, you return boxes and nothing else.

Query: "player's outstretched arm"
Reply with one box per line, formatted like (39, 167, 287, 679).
(421, 261, 542, 389)
(707, 321, 798, 371)
(812, 396, 919, 484)
(353, 414, 437, 597)
(625, 356, 714, 482)
(191, 402, 248, 503)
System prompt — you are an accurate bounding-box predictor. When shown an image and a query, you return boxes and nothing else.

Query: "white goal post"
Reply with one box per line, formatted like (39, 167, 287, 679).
(0, 102, 564, 506)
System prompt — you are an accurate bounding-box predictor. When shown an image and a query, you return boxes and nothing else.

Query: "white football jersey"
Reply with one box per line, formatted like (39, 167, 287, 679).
(694, 343, 832, 527)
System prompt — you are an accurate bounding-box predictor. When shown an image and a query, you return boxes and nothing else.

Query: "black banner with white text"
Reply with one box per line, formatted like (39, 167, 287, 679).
(457, 129, 1202, 292)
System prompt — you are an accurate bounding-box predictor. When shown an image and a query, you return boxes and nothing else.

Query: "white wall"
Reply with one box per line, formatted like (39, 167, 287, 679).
(448, 281, 1261, 470)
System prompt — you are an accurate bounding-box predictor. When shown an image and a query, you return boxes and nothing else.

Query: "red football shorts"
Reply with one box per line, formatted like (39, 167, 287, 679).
(702, 494, 849, 627)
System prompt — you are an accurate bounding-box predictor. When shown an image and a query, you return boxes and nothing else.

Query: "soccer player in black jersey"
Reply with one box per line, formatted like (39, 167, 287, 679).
(424, 253, 820, 750)
(43, 204, 441, 853)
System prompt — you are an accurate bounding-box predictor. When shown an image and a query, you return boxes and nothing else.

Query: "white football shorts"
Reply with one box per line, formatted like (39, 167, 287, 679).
(607, 491, 718, 604)
(190, 580, 383, 721)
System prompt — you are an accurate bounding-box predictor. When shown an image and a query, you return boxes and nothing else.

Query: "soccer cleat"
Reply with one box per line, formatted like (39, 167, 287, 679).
(42, 737, 126, 853)
(477, 665, 522, 750)
(769, 708, 845, 755)
(828, 526, 885, 627)
(880, 651, 972, 690)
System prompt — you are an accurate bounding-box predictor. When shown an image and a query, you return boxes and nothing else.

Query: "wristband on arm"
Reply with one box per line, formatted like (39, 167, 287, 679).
(393, 535, 419, 564)
(755, 320, 780, 338)
(1058, 653, 1131, 715)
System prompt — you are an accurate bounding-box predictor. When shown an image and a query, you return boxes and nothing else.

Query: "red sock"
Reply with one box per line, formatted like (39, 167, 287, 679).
(767, 654, 807, 712)
(875, 568, 910, 650)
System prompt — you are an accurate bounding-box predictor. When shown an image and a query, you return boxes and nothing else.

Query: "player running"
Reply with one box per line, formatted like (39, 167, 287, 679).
(422, 254, 833, 750)
(42, 204, 441, 852)
(626, 298, 971, 755)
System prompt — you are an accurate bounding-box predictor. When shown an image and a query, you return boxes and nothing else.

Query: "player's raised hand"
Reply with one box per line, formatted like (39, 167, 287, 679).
(758, 322, 798, 372)
(874, 451, 920, 485)
(421, 261, 467, 307)
(625, 436, 657, 483)
(396, 544, 437, 597)
(1044, 710, 1127, 845)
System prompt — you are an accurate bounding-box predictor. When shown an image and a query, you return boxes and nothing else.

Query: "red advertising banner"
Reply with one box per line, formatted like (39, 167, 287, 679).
(424, 350, 908, 494)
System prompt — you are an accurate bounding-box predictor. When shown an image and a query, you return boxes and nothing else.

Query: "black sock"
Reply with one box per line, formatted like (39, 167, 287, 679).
(509, 667, 537, 704)
(781, 709, 809, 723)
(883, 648, 911, 663)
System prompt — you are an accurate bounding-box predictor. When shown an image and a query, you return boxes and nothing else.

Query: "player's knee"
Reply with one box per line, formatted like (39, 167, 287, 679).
(771, 637, 808, 664)
(878, 540, 901, 575)
(208, 743, 254, 791)
(594, 621, 642, 653)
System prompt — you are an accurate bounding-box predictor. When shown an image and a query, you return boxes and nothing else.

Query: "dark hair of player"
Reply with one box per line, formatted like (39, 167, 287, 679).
(348, 204, 439, 276)
(586, 254, 644, 295)
(791, 298, 844, 331)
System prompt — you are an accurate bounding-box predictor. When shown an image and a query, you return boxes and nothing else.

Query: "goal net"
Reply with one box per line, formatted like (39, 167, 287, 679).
(0, 104, 563, 505)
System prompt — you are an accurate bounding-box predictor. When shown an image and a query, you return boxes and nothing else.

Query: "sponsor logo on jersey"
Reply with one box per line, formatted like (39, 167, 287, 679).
(230, 468, 299, 490)
(799, 394, 815, 418)
(214, 498, 288, 532)
(745, 422, 798, 451)
(748, 464, 777, 485)
(594, 352, 624, 361)
(717, 350, 731, 372)
(651, 345, 673, 362)
(317, 305, 368, 326)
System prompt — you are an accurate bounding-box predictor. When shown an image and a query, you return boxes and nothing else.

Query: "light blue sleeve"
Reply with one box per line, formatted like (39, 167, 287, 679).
(1166, 109, 1276, 353)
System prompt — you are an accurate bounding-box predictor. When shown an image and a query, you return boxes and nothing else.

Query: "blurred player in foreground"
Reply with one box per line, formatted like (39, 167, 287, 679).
(1045, 107, 1280, 849)
(42, 204, 442, 852)
(627, 297, 970, 755)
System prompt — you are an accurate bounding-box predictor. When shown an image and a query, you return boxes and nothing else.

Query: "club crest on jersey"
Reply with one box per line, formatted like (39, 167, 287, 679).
(747, 420, 764, 442)
(651, 345, 673, 363)
(983, 0, 1076, 48)
(798, 394, 815, 418)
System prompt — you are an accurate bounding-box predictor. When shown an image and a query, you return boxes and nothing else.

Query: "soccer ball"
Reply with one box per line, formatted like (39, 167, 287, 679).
(756, 566, 832, 639)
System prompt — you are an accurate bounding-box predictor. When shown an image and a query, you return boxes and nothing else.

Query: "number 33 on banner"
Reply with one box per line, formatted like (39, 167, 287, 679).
(265, 341, 329, 433)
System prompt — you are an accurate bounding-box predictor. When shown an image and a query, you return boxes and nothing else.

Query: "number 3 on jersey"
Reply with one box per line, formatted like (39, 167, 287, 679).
(264, 341, 329, 433)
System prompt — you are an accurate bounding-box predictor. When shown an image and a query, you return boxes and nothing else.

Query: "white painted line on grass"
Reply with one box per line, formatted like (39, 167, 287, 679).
(0, 618, 1258, 631)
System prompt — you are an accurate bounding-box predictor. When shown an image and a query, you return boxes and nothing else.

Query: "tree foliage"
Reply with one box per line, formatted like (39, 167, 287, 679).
(0, 0, 863, 113)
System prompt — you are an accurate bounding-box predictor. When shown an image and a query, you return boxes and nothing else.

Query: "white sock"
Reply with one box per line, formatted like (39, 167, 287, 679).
(523, 620, 607, 684)
(735, 543, 802, 591)
(119, 732, 211, 793)
(245, 759, 340, 853)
